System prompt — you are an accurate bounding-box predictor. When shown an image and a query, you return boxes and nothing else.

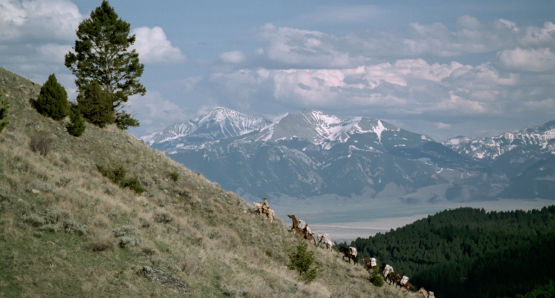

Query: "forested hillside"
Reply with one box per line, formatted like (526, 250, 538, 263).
(351, 206, 555, 298)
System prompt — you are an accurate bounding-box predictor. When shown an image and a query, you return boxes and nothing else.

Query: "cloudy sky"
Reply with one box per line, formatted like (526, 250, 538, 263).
(2, 0, 555, 141)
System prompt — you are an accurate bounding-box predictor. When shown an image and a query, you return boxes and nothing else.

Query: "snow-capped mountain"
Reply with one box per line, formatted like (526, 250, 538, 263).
(141, 107, 555, 202)
(140, 107, 271, 149)
(443, 120, 555, 161)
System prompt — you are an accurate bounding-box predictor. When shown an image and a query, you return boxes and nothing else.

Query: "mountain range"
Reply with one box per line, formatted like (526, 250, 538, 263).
(140, 107, 555, 203)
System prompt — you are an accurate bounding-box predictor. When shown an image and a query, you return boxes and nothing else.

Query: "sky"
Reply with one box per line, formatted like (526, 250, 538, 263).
(1, 0, 555, 141)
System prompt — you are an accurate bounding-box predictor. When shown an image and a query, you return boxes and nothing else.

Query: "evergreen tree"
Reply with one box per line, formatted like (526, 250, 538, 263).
(65, 103, 86, 137)
(288, 241, 319, 284)
(0, 89, 9, 133)
(65, 0, 145, 130)
(34, 74, 70, 120)
(77, 81, 115, 128)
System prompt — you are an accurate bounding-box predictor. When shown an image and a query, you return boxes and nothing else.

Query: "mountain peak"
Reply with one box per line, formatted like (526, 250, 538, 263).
(141, 107, 270, 146)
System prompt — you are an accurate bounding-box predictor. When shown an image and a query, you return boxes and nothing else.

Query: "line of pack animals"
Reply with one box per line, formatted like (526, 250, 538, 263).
(252, 199, 435, 298)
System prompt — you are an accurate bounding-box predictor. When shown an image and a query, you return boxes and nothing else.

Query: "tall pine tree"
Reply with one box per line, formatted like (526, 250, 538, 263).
(77, 81, 115, 128)
(0, 89, 9, 133)
(35, 74, 70, 121)
(65, 0, 145, 130)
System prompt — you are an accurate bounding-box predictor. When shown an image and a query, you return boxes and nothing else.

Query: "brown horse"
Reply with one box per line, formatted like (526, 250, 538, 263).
(291, 227, 316, 245)
(338, 247, 358, 264)
(287, 214, 299, 230)
(385, 272, 396, 285)
(362, 256, 377, 270)
(401, 281, 415, 292)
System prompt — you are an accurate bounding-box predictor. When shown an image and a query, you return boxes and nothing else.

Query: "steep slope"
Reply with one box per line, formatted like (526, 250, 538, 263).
(0, 67, 421, 297)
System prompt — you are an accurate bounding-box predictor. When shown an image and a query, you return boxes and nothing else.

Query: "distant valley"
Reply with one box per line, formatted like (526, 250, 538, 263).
(140, 107, 555, 240)
(141, 107, 555, 203)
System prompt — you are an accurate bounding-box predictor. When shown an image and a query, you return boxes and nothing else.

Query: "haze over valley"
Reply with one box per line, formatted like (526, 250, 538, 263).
(141, 107, 555, 240)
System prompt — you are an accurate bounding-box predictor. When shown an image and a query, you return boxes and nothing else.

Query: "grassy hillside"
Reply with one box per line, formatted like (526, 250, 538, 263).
(0, 67, 422, 297)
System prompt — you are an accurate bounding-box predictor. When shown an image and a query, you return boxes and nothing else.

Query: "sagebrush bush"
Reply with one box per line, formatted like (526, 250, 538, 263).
(97, 164, 144, 194)
(169, 171, 179, 182)
(90, 234, 116, 252)
(29, 133, 52, 156)
(153, 212, 172, 224)
(121, 176, 144, 194)
(21, 213, 45, 227)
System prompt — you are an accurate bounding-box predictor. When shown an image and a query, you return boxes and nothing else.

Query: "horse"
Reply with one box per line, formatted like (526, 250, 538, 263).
(253, 202, 274, 223)
(338, 247, 358, 264)
(417, 288, 429, 298)
(317, 233, 333, 250)
(392, 274, 403, 287)
(362, 256, 376, 270)
(291, 227, 316, 245)
(381, 263, 394, 280)
(287, 214, 299, 231)
(385, 272, 397, 285)
(401, 281, 414, 292)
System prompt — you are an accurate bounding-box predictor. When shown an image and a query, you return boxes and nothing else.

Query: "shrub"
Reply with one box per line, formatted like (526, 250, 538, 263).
(65, 103, 86, 137)
(90, 234, 115, 252)
(153, 212, 172, 224)
(169, 171, 179, 182)
(43, 208, 59, 224)
(34, 74, 70, 121)
(142, 246, 158, 256)
(0, 88, 9, 133)
(118, 236, 139, 248)
(96, 164, 144, 194)
(288, 241, 319, 284)
(21, 213, 45, 227)
(39, 224, 60, 233)
(112, 165, 126, 185)
(121, 177, 144, 194)
(370, 267, 384, 287)
(112, 226, 140, 238)
(77, 81, 114, 128)
(29, 133, 52, 156)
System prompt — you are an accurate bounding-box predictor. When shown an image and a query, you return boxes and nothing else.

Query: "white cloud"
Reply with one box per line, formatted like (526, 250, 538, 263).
(36, 43, 72, 63)
(127, 91, 190, 134)
(299, 5, 380, 24)
(0, 0, 82, 43)
(496, 48, 555, 72)
(257, 20, 555, 68)
(219, 51, 246, 64)
(131, 26, 187, 65)
(257, 24, 361, 68)
(520, 98, 555, 113)
(436, 122, 452, 129)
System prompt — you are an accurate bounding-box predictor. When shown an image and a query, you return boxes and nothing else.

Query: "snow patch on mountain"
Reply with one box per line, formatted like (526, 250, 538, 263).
(140, 107, 269, 146)
(444, 124, 555, 160)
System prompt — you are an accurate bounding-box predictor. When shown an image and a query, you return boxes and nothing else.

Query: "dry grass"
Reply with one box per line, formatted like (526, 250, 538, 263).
(0, 67, 425, 298)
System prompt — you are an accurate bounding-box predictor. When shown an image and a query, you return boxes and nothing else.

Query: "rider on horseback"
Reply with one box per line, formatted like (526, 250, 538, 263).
(261, 197, 270, 215)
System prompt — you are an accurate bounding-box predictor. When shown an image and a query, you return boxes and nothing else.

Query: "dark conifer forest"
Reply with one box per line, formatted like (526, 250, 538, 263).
(350, 206, 555, 298)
